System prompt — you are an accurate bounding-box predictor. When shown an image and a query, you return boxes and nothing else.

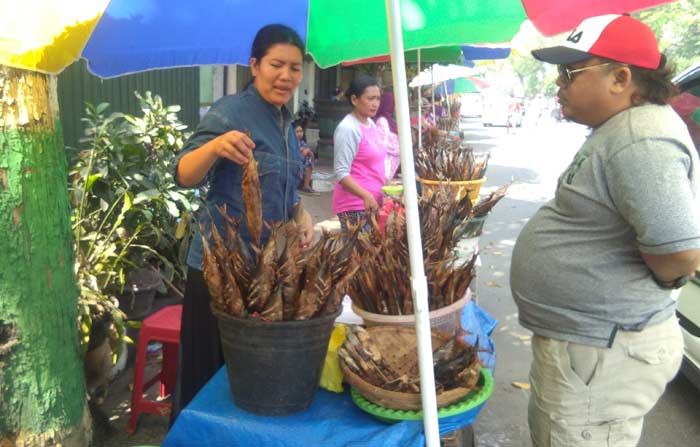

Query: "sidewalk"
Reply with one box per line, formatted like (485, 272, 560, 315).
(305, 157, 339, 234)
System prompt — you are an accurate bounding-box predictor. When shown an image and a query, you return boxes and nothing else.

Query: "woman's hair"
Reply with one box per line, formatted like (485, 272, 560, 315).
(345, 75, 380, 105)
(608, 54, 678, 105)
(292, 120, 306, 139)
(250, 24, 305, 62)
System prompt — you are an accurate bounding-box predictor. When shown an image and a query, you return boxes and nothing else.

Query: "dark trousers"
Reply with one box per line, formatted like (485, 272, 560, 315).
(170, 268, 223, 425)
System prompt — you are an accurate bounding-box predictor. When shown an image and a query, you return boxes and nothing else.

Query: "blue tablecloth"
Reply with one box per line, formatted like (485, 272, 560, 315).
(164, 301, 497, 447)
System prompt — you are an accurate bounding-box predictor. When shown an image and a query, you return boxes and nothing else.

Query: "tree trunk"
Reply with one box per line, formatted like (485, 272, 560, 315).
(0, 66, 90, 446)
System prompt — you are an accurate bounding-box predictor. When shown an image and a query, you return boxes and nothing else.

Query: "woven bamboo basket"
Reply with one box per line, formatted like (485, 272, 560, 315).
(339, 326, 473, 410)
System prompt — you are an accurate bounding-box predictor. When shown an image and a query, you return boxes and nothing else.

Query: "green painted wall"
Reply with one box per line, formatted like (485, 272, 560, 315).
(57, 59, 200, 149)
(0, 68, 87, 445)
(200, 66, 213, 104)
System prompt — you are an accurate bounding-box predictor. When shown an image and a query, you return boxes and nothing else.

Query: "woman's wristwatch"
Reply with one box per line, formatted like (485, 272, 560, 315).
(653, 274, 691, 290)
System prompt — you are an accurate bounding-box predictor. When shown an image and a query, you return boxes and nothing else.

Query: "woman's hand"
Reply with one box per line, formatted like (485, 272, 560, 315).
(362, 193, 379, 212)
(300, 147, 314, 158)
(213, 130, 256, 165)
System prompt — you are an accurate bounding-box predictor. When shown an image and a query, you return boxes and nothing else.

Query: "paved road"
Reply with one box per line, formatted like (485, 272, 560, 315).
(463, 117, 700, 446)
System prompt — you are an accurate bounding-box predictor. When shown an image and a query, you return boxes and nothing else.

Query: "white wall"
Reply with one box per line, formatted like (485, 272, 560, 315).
(294, 58, 317, 113)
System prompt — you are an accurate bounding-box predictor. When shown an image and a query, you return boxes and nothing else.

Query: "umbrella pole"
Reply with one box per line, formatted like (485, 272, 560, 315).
(443, 80, 450, 117)
(384, 1, 440, 446)
(417, 49, 422, 149)
(431, 66, 436, 120)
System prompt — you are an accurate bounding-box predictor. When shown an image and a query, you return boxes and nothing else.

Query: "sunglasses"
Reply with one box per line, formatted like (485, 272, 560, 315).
(557, 62, 617, 84)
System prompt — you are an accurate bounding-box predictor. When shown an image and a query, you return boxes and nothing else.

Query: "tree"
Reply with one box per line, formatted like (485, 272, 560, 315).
(638, 0, 700, 70)
(0, 66, 90, 446)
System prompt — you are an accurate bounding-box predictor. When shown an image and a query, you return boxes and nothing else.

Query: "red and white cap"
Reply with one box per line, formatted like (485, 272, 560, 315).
(531, 14, 661, 70)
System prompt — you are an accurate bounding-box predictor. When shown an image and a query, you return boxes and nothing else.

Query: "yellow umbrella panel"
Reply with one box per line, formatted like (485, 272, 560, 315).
(0, 0, 108, 74)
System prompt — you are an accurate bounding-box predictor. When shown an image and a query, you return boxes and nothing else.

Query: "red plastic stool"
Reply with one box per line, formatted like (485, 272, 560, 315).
(127, 304, 182, 433)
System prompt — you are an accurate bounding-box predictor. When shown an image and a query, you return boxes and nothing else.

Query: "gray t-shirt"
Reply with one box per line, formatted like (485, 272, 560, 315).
(511, 104, 700, 347)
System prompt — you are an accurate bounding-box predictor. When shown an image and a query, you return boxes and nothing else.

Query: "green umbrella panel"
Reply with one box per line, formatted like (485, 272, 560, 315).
(307, 0, 526, 68)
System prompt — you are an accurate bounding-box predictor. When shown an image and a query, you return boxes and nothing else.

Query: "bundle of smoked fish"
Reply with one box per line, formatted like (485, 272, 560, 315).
(338, 326, 481, 395)
(348, 188, 478, 315)
(415, 135, 489, 181)
(471, 184, 508, 218)
(200, 157, 363, 321)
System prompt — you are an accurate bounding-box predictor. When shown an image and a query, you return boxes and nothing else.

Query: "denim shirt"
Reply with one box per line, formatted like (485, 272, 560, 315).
(176, 85, 302, 270)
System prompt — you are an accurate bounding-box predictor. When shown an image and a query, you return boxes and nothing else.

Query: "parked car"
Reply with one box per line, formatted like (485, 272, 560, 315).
(671, 63, 700, 390)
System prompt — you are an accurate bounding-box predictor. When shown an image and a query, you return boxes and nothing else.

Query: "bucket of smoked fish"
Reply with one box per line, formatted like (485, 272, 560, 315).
(213, 307, 341, 415)
(201, 154, 363, 414)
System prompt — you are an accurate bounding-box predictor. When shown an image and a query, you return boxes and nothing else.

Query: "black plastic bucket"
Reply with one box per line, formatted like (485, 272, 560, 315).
(213, 307, 341, 415)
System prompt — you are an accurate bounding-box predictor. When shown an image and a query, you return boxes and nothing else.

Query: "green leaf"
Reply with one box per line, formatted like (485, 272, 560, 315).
(166, 200, 179, 217)
(175, 212, 190, 240)
(167, 190, 184, 202)
(134, 189, 160, 204)
(95, 103, 111, 114)
(85, 173, 103, 192)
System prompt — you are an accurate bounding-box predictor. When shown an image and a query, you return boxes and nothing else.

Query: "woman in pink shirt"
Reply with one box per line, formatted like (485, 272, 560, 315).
(332, 76, 387, 232)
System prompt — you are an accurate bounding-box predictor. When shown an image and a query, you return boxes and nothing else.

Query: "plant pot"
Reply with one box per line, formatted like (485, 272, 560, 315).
(117, 268, 162, 320)
(212, 306, 342, 415)
(109, 340, 129, 380)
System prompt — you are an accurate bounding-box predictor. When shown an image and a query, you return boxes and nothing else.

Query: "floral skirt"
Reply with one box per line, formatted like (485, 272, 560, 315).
(337, 210, 372, 233)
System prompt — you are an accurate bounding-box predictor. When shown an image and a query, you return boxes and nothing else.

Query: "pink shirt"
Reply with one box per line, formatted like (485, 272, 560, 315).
(332, 114, 387, 214)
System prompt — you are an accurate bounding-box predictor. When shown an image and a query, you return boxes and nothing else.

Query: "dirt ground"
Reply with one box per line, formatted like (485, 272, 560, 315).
(97, 293, 178, 447)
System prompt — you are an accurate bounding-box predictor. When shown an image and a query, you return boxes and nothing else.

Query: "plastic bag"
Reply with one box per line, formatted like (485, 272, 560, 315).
(319, 324, 347, 393)
(376, 116, 401, 181)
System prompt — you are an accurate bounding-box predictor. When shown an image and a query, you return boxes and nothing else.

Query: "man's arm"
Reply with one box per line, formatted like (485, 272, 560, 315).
(607, 139, 700, 286)
(640, 249, 700, 283)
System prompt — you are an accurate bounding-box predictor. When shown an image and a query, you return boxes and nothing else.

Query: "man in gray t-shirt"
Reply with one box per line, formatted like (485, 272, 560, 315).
(510, 15, 700, 446)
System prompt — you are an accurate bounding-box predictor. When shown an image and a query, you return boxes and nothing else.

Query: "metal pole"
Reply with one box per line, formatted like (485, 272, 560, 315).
(443, 80, 450, 117)
(417, 49, 422, 150)
(431, 66, 436, 120)
(384, 1, 440, 446)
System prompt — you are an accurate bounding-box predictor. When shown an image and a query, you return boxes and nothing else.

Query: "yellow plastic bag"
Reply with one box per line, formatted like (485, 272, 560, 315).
(319, 324, 347, 393)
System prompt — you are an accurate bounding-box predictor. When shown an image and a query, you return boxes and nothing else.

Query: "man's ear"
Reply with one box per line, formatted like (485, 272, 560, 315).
(610, 65, 633, 94)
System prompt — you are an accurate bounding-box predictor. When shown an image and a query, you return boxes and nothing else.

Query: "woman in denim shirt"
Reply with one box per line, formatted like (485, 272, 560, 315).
(172, 24, 313, 420)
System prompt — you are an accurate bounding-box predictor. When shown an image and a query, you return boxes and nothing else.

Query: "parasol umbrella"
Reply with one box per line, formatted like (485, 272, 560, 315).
(1, 1, 676, 445)
(435, 78, 480, 96)
(1, 0, 675, 77)
(461, 45, 511, 60)
(342, 47, 466, 67)
(342, 45, 510, 67)
(409, 64, 476, 88)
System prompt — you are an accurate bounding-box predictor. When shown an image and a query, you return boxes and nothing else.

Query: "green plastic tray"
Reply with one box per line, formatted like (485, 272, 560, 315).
(350, 368, 494, 423)
(382, 185, 404, 197)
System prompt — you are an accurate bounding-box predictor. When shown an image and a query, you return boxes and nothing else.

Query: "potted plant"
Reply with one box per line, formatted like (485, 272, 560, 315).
(69, 92, 198, 379)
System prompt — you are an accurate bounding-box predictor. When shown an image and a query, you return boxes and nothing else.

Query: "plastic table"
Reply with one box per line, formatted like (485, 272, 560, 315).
(163, 301, 497, 447)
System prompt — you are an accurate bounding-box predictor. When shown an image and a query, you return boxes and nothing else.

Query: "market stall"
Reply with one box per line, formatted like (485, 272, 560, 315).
(163, 301, 497, 447)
